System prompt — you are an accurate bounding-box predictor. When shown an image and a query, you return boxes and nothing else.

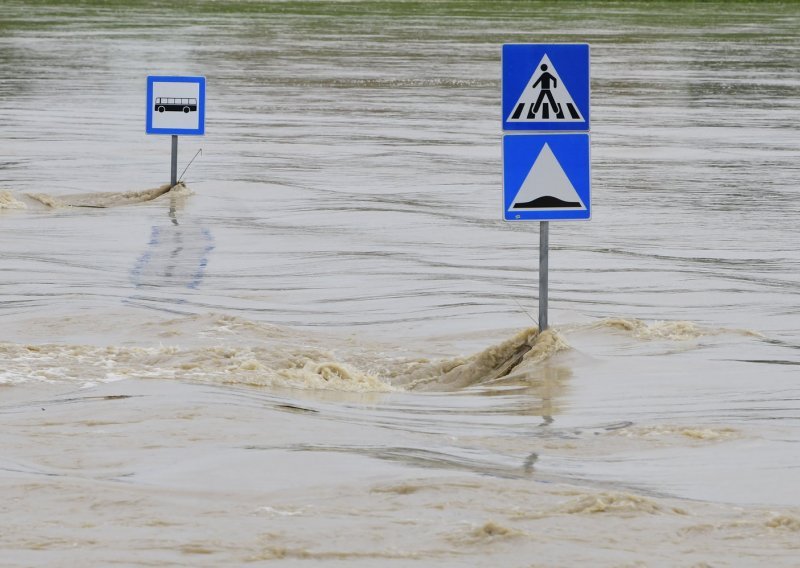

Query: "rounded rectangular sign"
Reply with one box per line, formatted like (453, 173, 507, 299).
(146, 76, 206, 136)
(503, 133, 591, 221)
(502, 44, 590, 132)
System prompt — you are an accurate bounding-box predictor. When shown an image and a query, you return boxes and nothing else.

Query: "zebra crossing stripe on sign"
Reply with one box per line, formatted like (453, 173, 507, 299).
(506, 54, 583, 124)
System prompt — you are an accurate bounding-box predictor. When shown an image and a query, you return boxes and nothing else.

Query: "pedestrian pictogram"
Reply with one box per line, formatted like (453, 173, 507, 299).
(503, 134, 590, 221)
(506, 55, 584, 124)
(502, 44, 589, 132)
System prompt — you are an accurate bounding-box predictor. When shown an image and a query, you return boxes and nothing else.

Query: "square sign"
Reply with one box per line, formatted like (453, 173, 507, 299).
(503, 134, 590, 221)
(502, 44, 589, 132)
(146, 76, 206, 135)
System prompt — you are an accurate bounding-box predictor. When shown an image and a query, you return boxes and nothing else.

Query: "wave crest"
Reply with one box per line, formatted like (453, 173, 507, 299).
(25, 182, 190, 208)
(0, 322, 569, 393)
(587, 318, 761, 340)
(397, 327, 570, 391)
(0, 190, 26, 210)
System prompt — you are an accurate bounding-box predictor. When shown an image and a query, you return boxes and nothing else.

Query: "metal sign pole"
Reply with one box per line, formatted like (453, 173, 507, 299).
(539, 221, 549, 331)
(170, 135, 178, 187)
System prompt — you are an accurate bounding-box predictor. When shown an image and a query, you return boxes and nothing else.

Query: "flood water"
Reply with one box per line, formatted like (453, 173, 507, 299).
(1, 1, 799, 566)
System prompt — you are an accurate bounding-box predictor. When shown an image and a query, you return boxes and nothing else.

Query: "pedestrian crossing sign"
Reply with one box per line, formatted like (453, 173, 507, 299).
(503, 134, 590, 221)
(502, 44, 590, 132)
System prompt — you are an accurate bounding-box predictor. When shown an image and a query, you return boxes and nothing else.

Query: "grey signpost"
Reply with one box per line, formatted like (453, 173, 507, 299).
(171, 135, 178, 187)
(539, 221, 549, 330)
(501, 44, 591, 332)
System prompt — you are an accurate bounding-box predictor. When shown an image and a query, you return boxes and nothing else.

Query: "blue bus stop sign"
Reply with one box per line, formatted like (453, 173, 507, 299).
(502, 44, 589, 132)
(146, 76, 206, 136)
(503, 133, 590, 221)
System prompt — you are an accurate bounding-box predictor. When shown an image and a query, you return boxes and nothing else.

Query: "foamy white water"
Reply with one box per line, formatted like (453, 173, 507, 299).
(1, 1, 799, 566)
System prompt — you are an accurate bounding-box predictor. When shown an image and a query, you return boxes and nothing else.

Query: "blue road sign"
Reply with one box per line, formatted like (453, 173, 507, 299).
(503, 134, 590, 221)
(502, 44, 589, 132)
(146, 76, 206, 136)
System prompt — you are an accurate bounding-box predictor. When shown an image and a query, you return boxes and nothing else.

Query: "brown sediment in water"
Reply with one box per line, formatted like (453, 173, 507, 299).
(25, 182, 190, 208)
(585, 318, 762, 340)
(611, 424, 741, 442)
(0, 320, 569, 394)
(448, 520, 525, 544)
(765, 515, 800, 531)
(0, 190, 27, 209)
(397, 327, 569, 391)
(555, 492, 688, 516)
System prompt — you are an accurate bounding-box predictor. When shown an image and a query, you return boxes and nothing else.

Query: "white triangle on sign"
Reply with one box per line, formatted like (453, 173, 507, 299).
(508, 143, 586, 211)
(507, 54, 584, 123)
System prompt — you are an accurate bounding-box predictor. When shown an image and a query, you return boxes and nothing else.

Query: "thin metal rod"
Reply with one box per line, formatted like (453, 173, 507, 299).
(178, 148, 202, 183)
(170, 135, 178, 187)
(539, 221, 549, 331)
